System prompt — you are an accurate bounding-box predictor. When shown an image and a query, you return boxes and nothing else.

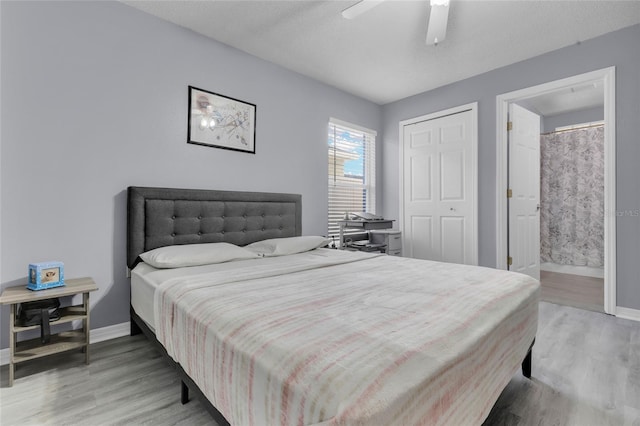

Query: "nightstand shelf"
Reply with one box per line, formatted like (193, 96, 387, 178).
(14, 330, 86, 363)
(13, 307, 87, 333)
(0, 277, 98, 386)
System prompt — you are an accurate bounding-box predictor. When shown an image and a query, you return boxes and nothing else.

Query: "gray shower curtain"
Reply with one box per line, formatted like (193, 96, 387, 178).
(540, 125, 604, 267)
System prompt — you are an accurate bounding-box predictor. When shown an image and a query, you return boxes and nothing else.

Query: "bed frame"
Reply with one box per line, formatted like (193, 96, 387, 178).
(127, 185, 302, 425)
(127, 186, 302, 268)
(126, 185, 533, 424)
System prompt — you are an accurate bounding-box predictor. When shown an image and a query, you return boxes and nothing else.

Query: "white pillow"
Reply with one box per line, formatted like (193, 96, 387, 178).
(139, 242, 259, 268)
(245, 236, 329, 257)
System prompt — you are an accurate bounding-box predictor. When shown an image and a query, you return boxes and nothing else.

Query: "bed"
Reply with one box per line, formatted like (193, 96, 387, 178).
(127, 186, 539, 426)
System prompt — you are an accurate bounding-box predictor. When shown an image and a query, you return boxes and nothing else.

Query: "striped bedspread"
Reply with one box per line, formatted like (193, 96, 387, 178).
(152, 249, 539, 425)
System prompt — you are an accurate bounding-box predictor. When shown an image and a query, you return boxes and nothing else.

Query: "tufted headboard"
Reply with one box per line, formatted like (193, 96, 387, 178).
(127, 186, 302, 268)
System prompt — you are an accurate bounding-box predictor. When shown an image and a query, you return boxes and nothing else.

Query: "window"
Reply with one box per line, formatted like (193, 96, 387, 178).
(328, 119, 376, 237)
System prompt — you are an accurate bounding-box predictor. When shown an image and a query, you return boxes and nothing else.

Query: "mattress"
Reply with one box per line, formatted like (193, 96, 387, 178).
(136, 248, 539, 425)
(131, 252, 336, 327)
(131, 262, 158, 329)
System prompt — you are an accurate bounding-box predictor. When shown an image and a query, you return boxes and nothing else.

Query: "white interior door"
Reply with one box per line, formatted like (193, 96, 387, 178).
(402, 108, 476, 265)
(508, 103, 541, 279)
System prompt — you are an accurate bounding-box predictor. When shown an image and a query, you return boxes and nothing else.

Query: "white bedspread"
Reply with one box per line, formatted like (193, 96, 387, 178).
(151, 249, 539, 425)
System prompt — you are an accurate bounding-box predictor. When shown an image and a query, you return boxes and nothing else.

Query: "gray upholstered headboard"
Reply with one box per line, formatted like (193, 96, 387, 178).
(127, 186, 302, 268)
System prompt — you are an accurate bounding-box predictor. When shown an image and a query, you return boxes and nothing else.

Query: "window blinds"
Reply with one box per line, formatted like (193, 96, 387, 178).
(328, 119, 376, 237)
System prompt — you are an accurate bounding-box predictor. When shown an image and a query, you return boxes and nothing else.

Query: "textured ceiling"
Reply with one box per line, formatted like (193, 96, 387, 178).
(121, 0, 640, 105)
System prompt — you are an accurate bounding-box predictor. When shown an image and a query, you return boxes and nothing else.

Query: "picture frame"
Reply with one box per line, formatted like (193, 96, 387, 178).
(28, 261, 65, 291)
(187, 86, 256, 154)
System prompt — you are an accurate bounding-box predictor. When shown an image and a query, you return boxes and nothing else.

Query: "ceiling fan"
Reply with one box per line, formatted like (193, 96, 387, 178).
(341, 0, 450, 46)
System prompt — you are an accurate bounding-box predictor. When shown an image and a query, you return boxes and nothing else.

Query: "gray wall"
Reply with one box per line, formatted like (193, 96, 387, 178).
(543, 106, 604, 133)
(381, 24, 640, 310)
(0, 1, 381, 348)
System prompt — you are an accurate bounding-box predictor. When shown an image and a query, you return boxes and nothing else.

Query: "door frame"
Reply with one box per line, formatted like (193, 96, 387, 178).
(399, 102, 479, 265)
(495, 67, 616, 314)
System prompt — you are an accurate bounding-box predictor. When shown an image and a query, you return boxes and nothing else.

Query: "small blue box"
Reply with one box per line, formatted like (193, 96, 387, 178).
(28, 262, 65, 291)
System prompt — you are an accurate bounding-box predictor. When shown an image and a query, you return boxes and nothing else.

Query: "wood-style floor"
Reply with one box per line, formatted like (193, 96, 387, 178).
(1, 302, 639, 425)
(540, 270, 604, 313)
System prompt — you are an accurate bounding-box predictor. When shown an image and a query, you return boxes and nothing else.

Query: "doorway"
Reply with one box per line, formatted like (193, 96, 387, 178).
(538, 118, 605, 312)
(496, 67, 616, 314)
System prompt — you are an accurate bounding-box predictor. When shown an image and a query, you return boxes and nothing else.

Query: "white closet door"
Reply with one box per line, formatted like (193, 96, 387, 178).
(402, 109, 476, 265)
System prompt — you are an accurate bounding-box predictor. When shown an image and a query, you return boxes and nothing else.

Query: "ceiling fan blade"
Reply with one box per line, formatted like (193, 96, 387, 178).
(426, 2, 450, 45)
(341, 0, 385, 20)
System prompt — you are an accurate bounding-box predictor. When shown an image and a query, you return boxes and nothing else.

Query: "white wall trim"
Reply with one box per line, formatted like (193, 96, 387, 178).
(615, 307, 640, 323)
(602, 68, 617, 316)
(89, 322, 130, 344)
(0, 321, 130, 366)
(399, 102, 478, 266)
(495, 67, 616, 315)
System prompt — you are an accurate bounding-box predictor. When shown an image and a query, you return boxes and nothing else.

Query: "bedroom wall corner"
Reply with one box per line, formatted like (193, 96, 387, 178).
(0, 1, 382, 350)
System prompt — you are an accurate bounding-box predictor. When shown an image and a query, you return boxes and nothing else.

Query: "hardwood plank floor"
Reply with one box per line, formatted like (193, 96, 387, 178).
(0, 335, 213, 425)
(540, 270, 604, 313)
(484, 302, 640, 426)
(1, 302, 638, 425)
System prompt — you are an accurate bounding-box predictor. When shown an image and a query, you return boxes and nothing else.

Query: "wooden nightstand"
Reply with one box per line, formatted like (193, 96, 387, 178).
(0, 277, 98, 386)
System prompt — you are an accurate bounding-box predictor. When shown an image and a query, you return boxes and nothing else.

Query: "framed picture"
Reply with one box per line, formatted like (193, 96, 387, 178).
(27, 261, 65, 290)
(187, 86, 256, 154)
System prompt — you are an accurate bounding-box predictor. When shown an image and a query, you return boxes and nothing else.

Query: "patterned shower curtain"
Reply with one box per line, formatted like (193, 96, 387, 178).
(540, 125, 604, 267)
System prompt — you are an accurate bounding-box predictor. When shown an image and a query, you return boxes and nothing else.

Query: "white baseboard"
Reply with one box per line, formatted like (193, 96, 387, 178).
(539, 262, 604, 279)
(89, 322, 130, 344)
(616, 306, 640, 322)
(1, 321, 130, 366)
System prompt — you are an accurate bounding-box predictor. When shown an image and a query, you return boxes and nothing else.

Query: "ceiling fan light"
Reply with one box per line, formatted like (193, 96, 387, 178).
(426, 2, 450, 45)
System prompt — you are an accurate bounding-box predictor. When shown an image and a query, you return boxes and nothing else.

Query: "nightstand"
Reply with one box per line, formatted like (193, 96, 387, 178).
(370, 230, 402, 256)
(0, 277, 98, 386)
